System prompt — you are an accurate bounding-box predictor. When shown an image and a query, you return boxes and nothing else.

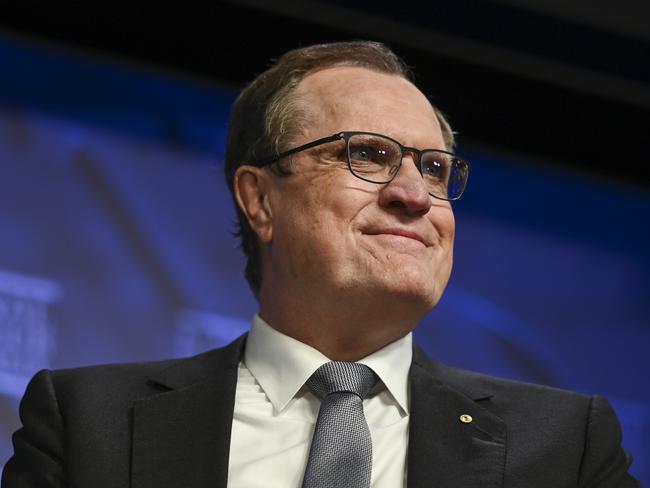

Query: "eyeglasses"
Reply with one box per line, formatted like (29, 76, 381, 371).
(255, 131, 470, 201)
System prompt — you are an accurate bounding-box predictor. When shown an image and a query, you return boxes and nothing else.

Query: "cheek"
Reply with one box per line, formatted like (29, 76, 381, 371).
(427, 207, 455, 281)
(432, 205, 456, 245)
(301, 172, 369, 228)
(273, 175, 359, 257)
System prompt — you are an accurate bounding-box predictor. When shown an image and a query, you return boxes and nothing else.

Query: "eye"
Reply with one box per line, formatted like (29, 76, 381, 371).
(348, 136, 396, 167)
(350, 146, 373, 161)
(422, 153, 451, 181)
(423, 159, 443, 177)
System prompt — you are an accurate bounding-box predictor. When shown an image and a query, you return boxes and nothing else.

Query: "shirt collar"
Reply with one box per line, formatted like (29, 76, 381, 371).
(244, 314, 412, 414)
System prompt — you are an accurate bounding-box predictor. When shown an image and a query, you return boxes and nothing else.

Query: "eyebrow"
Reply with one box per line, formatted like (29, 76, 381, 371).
(308, 139, 345, 158)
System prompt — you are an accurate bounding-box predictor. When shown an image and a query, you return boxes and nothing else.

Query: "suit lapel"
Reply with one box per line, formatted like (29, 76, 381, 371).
(407, 346, 507, 488)
(130, 335, 246, 488)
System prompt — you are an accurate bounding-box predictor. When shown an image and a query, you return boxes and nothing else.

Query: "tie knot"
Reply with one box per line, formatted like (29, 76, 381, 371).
(306, 361, 379, 400)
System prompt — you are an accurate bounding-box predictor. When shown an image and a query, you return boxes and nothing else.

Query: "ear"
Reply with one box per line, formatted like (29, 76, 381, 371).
(234, 165, 274, 244)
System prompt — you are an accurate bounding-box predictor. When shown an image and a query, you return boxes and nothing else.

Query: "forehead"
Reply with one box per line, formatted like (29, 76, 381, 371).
(297, 66, 443, 148)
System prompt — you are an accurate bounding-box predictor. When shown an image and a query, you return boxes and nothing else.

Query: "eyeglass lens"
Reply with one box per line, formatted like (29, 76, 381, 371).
(346, 133, 467, 200)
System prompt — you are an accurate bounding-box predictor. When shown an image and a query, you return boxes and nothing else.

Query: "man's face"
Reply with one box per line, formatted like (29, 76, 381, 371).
(263, 66, 455, 316)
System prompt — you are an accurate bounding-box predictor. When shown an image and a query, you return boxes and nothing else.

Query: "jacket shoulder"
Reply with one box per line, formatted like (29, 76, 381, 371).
(412, 344, 595, 427)
(414, 343, 591, 405)
(42, 334, 247, 412)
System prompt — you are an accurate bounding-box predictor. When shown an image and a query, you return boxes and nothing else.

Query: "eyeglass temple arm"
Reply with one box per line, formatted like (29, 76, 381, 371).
(255, 133, 344, 167)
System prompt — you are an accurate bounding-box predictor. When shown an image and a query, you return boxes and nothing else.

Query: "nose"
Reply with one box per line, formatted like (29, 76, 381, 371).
(377, 155, 431, 216)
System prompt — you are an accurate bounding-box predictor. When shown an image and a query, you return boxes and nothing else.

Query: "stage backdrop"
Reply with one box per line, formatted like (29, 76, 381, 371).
(0, 34, 648, 483)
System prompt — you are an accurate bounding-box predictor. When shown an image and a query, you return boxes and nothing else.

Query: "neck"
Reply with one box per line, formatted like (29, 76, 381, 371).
(259, 282, 423, 361)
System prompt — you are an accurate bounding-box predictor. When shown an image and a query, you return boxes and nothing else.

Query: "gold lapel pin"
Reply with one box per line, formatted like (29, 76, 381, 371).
(459, 414, 473, 424)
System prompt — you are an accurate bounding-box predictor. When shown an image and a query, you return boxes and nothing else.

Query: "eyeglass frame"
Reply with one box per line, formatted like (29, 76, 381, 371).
(253, 130, 470, 201)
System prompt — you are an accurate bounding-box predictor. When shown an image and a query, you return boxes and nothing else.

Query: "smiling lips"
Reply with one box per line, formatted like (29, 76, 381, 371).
(364, 228, 428, 246)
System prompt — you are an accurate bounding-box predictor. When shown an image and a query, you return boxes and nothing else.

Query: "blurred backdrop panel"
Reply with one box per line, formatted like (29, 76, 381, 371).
(0, 4, 649, 483)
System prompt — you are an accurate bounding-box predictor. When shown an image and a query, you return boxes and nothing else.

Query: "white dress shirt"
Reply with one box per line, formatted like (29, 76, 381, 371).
(227, 314, 412, 487)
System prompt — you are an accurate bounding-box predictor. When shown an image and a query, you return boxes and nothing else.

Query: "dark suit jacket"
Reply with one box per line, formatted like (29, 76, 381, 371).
(2, 334, 640, 487)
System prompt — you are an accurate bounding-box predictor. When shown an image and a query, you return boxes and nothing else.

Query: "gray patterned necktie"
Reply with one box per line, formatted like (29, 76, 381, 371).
(301, 361, 380, 488)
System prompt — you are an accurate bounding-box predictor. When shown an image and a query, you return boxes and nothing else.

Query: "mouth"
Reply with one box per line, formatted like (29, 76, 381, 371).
(363, 228, 428, 246)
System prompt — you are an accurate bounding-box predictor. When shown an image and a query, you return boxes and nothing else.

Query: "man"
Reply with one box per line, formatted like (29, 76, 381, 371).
(2, 40, 640, 487)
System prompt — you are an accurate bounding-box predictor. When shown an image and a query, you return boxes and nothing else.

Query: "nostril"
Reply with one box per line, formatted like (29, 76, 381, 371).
(389, 200, 406, 209)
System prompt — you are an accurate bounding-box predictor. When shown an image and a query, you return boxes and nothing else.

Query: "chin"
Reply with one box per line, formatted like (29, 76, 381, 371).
(395, 264, 449, 307)
(332, 253, 450, 307)
(394, 283, 443, 309)
(368, 270, 445, 312)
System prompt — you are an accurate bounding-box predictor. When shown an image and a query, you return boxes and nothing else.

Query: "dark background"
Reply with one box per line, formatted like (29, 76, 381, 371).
(2, 0, 649, 187)
(0, 0, 648, 482)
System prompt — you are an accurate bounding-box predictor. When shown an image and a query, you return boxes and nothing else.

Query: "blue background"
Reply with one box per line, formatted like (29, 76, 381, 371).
(0, 33, 648, 483)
